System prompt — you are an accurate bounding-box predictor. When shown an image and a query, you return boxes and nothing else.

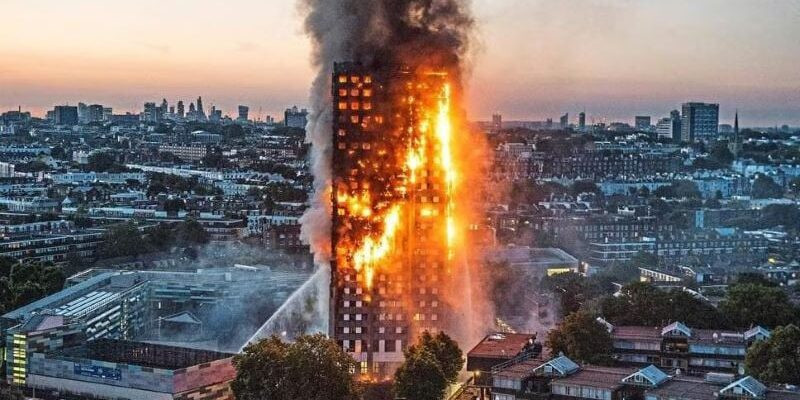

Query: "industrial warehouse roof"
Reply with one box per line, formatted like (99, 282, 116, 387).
(54, 339, 234, 370)
(16, 314, 66, 333)
(4, 267, 312, 354)
(2, 271, 121, 321)
(53, 291, 122, 317)
(485, 246, 578, 267)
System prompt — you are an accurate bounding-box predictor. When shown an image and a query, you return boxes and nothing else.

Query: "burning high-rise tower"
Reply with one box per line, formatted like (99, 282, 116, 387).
(300, 0, 481, 378)
(330, 62, 459, 376)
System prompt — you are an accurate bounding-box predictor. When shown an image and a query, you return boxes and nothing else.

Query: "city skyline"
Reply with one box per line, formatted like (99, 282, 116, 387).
(2, 0, 800, 125)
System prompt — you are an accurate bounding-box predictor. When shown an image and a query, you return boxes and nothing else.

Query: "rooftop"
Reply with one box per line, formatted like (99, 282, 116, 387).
(54, 339, 233, 370)
(468, 333, 537, 359)
(646, 376, 718, 400)
(552, 365, 636, 390)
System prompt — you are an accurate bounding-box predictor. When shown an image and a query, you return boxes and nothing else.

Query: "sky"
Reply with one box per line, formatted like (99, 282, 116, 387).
(1, 0, 799, 126)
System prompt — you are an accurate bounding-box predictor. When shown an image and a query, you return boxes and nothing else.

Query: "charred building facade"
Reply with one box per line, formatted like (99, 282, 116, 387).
(330, 62, 455, 376)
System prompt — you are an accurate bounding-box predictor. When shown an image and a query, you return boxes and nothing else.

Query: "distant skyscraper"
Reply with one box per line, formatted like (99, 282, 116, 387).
(238, 105, 249, 122)
(681, 102, 719, 142)
(142, 102, 163, 123)
(77, 102, 89, 123)
(491, 113, 502, 132)
(656, 110, 682, 141)
(102, 107, 113, 121)
(177, 101, 185, 118)
(578, 112, 586, 131)
(670, 110, 682, 142)
(559, 113, 569, 129)
(635, 116, 651, 131)
(284, 106, 308, 128)
(53, 106, 78, 125)
(87, 104, 104, 123)
(196, 96, 206, 121)
(209, 106, 221, 122)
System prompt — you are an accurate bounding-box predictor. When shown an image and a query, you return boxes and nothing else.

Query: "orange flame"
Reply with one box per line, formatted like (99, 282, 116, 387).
(342, 73, 460, 290)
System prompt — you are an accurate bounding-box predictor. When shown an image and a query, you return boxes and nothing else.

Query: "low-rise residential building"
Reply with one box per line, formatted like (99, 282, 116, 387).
(589, 230, 769, 265)
(489, 354, 799, 400)
(158, 144, 209, 161)
(0, 196, 60, 213)
(0, 230, 105, 263)
(610, 321, 771, 375)
(50, 172, 146, 185)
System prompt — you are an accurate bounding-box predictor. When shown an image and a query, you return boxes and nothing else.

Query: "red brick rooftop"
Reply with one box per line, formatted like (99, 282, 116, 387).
(467, 333, 536, 359)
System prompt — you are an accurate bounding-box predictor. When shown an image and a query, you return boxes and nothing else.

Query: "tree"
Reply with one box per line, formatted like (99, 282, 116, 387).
(0, 256, 15, 277)
(546, 311, 613, 365)
(394, 348, 448, 400)
(600, 262, 640, 284)
(704, 197, 721, 209)
(541, 272, 612, 316)
(600, 282, 728, 328)
(570, 180, 600, 196)
(719, 283, 799, 328)
(408, 331, 463, 383)
(87, 151, 121, 172)
(672, 180, 701, 199)
(176, 219, 210, 245)
(232, 334, 359, 400)
(628, 251, 658, 269)
(762, 204, 800, 232)
(752, 174, 784, 199)
(709, 142, 735, 166)
(2, 262, 65, 311)
(99, 222, 146, 258)
(735, 272, 777, 287)
(745, 324, 800, 385)
(163, 198, 185, 213)
(202, 148, 226, 168)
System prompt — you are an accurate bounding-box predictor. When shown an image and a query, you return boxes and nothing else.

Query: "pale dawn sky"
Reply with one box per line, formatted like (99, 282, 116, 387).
(2, 0, 799, 126)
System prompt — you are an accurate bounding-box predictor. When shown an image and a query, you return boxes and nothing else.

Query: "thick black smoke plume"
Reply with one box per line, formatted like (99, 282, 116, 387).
(298, 0, 475, 265)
